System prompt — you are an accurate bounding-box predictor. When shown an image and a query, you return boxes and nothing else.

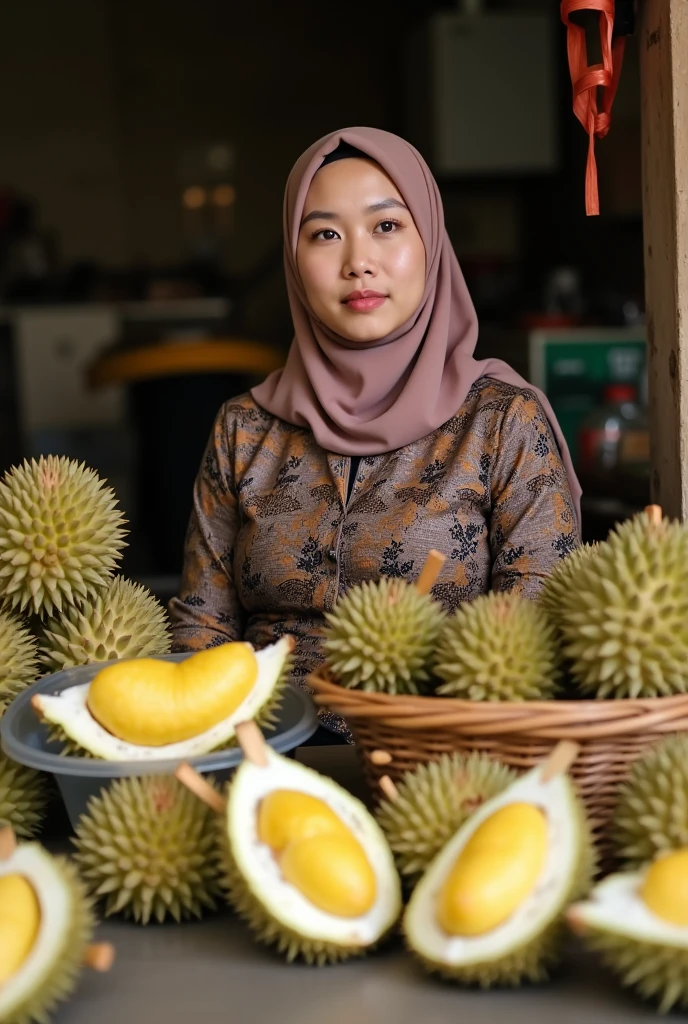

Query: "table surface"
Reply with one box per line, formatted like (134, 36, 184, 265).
(46, 748, 668, 1024)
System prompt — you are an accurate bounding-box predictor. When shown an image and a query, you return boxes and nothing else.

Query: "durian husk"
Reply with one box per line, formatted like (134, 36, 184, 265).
(613, 734, 688, 869)
(322, 577, 446, 695)
(557, 510, 688, 698)
(72, 775, 222, 925)
(6, 856, 94, 1024)
(571, 921, 688, 1014)
(433, 591, 561, 701)
(0, 754, 47, 840)
(0, 609, 39, 713)
(215, 805, 391, 965)
(405, 794, 595, 987)
(45, 645, 293, 759)
(376, 753, 517, 888)
(40, 576, 171, 672)
(0, 456, 127, 618)
(538, 543, 599, 634)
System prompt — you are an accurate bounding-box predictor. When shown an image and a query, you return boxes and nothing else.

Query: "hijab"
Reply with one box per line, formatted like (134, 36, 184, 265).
(251, 127, 582, 530)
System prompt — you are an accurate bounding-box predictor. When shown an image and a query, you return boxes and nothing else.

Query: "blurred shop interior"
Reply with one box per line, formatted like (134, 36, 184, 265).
(0, 0, 647, 604)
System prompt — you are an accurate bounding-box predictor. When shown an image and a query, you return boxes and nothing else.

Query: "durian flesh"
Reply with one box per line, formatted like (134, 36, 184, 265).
(222, 748, 402, 963)
(404, 760, 586, 986)
(33, 636, 293, 761)
(0, 840, 93, 1024)
(568, 852, 688, 1013)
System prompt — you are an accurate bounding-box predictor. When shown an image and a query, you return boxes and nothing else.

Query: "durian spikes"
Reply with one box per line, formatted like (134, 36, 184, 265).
(0, 608, 38, 713)
(0, 456, 127, 617)
(433, 591, 561, 701)
(40, 575, 171, 672)
(555, 505, 688, 699)
(0, 754, 47, 839)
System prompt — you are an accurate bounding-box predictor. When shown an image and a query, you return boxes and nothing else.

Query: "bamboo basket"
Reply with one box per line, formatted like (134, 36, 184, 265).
(308, 673, 688, 870)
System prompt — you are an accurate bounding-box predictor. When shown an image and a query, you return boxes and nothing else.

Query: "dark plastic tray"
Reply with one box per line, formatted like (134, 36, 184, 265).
(0, 653, 319, 829)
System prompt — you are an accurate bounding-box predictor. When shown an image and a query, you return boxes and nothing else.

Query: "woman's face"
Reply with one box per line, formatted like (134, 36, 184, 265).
(296, 157, 426, 344)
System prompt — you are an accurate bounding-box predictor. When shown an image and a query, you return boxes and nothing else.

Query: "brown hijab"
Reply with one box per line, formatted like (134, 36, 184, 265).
(252, 127, 582, 530)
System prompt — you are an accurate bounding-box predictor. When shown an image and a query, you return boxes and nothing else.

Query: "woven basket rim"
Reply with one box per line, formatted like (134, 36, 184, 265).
(307, 672, 688, 738)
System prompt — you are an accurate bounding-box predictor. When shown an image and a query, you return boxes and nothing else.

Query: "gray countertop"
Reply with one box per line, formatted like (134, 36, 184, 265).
(48, 748, 671, 1024)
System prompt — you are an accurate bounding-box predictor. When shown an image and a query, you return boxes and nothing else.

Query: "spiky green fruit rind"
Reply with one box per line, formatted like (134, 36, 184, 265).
(72, 775, 222, 924)
(0, 609, 38, 713)
(0, 456, 127, 617)
(433, 591, 560, 701)
(576, 928, 688, 1014)
(0, 755, 47, 839)
(40, 575, 171, 672)
(539, 544, 599, 631)
(215, 811, 389, 965)
(4, 855, 94, 1024)
(376, 753, 517, 886)
(322, 577, 446, 694)
(558, 510, 688, 698)
(613, 735, 688, 869)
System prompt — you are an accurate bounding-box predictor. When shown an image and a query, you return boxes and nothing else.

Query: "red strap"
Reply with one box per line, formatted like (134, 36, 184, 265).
(561, 0, 626, 216)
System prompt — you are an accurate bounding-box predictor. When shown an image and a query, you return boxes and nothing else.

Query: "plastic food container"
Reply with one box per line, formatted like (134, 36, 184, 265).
(1, 654, 319, 830)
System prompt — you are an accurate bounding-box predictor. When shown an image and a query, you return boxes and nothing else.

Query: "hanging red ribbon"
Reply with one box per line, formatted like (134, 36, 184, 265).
(561, 0, 626, 216)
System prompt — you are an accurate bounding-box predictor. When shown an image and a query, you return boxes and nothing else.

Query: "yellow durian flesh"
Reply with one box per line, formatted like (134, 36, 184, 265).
(86, 641, 258, 746)
(641, 849, 688, 926)
(437, 803, 548, 936)
(0, 874, 41, 985)
(258, 789, 376, 918)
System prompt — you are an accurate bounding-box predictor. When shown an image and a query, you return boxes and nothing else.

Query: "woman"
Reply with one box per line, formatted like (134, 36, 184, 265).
(168, 127, 581, 741)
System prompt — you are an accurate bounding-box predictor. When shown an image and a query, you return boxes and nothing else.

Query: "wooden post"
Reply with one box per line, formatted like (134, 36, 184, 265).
(639, 0, 688, 520)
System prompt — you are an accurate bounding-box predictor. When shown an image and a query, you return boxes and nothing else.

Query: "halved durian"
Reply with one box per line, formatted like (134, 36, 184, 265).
(568, 849, 688, 1013)
(403, 746, 591, 987)
(0, 825, 110, 1024)
(198, 727, 402, 965)
(31, 636, 293, 761)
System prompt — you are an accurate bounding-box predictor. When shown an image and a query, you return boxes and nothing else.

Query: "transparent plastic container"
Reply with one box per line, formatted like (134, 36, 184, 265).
(577, 383, 650, 476)
(0, 653, 319, 830)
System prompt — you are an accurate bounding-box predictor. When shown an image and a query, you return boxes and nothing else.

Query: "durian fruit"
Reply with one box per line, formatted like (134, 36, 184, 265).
(432, 591, 560, 701)
(0, 455, 127, 617)
(40, 575, 172, 672)
(613, 734, 688, 869)
(72, 775, 221, 925)
(403, 744, 593, 986)
(32, 634, 294, 760)
(209, 725, 402, 964)
(538, 543, 599, 633)
(568, 849, 688, 1013)
(0, 608, 38, 713)
(0, 825, 105, 1024)
(376, 752, 517, 887)
(0, 755, 46, 840)
(556, 507, 688, 698)
(322, 576, 446, 695)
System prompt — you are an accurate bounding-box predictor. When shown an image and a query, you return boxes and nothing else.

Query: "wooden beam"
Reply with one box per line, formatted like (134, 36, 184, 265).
(639, 0, 688, 520)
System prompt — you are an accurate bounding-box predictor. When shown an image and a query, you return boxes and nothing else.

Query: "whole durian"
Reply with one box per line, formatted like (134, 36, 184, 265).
(322, 576, 446, 694)
(433, 591, 560, 700)
(376, 752, 516, 886)
(72, 774, 222, 924)
(0, 456, 127, 617)
(0, 755, 46, 840)
(40, 575, 171, 672)
(0, 608, 38, 713)
(539, 543, 599, 633)
(557, 508, 688, 698)
(613, 735, 688, 869)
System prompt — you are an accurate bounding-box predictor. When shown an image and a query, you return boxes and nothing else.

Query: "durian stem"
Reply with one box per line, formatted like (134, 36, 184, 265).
(415, 549, 446, 595)
(541, 740, 580, 782)
(84, 943, 115, 972)
(645, 504, 663, 526)
(0, 821, 16, 860)
(235, 720, 269, 767)
(174, 763, 225, 814)
(379, 775, 399, 802)
(370, 749, 393, 766)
